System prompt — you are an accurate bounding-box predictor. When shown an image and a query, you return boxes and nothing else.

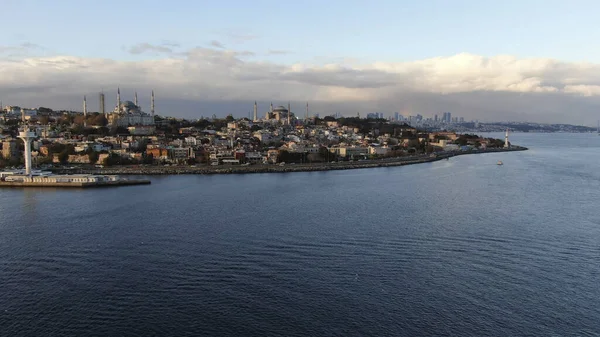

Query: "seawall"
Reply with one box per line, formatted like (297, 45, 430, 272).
(0, 179, 151, 188)
(50, 147, 527, 176)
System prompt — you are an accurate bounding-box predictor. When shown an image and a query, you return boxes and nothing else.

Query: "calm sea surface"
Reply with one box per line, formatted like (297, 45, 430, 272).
(1, 133, 600, 336)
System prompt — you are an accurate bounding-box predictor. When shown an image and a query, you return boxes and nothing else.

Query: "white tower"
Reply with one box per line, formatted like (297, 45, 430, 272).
(18, 126, 36, 176)
(253, 101, 258, 122)
(83, 95, 87, 127)
(151, 90, 155, 116)
(504, 129, 509, 148)
(287, 102, 291, 125)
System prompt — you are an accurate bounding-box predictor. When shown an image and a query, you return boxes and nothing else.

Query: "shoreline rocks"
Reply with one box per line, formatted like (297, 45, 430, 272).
(50, 147, 527, 176)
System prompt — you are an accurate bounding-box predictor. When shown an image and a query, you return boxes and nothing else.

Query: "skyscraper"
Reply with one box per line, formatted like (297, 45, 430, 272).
(99, 91, 106, 118)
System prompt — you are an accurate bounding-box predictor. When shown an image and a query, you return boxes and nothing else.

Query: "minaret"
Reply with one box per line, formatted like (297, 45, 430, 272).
(18, 126, 36, 176)
(21, 108, 25, 122)
(117, 87, 121, 111)
(287, 102, 291, 125)
(270, 102, 273, 112)
(253, 101, 258, 122)
(83, 95, 87, 128)
(134, 91, 138, 106)
(151, 90, 155, 116)
(306, 102, 309, 120)
(504, 129, 509, 148)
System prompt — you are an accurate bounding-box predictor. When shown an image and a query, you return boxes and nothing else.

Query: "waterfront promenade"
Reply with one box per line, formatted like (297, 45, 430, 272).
(52, 147, 527, 176)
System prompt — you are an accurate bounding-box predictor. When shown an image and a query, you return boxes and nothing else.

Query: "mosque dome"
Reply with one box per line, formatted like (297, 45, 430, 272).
(273, 105, 288, 112)
(120, 100, 137, 109)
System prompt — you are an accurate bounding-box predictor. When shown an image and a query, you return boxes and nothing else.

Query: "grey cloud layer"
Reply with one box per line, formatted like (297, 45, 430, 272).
(1, 48, 599, 124)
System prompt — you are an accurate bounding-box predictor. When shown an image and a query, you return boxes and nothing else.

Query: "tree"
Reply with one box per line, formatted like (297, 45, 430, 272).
(307, 153, 322, 163)
(318, 147, 331, 161)
(142, 153, 154, 165)
(38, 116, 50, 125)
(58, 151, 69, 164)
(74, 115, 86, 125)
(91, 114, 108, 126)
(88, 151, 99, 164)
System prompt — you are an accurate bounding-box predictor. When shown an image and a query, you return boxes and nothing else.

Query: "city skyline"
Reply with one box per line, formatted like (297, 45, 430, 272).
(2, 0, 600, 125)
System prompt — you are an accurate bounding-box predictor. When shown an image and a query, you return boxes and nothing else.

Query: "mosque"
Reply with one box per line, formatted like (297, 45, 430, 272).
(107, 89, 155, 134)
(254, 102, 296, 125)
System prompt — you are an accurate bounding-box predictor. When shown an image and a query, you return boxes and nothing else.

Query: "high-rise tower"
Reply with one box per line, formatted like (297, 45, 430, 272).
(83, 95, 87, 127)
(99, 91, 106, 118)
(287, 102, 291, 125)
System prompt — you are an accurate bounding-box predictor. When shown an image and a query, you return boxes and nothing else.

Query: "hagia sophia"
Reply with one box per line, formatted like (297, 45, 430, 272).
(253, 101, 306, 125)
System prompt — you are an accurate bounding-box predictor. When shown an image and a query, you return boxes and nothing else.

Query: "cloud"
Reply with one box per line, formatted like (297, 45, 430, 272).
(161, 40, 180, 48)
(128, 42, 176, 55)
(1, 50, 600, 124)
(209, 40, 225, 49)
(267, 50, 291, 55)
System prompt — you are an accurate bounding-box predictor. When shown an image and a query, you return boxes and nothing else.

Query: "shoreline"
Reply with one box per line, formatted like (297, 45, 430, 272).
(50, 147, 527, 176)
(0, 179, 151, 188)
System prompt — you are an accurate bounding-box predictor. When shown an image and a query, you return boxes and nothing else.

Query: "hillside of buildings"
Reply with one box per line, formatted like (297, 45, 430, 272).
(1, 105, 514, 169)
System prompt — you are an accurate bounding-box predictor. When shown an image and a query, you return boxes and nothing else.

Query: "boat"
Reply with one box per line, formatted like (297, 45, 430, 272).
(497, 161, 503, 165)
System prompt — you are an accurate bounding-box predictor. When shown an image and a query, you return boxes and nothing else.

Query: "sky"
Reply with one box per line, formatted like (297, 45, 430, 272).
(2, 0, 600, 125)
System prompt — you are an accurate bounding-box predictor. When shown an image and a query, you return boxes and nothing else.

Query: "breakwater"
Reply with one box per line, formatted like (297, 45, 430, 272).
(0, 179, 151, 188)
(51, 147, 527, 176)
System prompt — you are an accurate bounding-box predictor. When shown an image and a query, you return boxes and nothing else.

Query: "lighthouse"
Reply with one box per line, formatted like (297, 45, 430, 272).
(18, 126, 36, 176)
(504, 129, 509, 148)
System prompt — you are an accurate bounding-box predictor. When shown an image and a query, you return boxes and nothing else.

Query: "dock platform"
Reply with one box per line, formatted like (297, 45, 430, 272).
(0, 179, 151, 188)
